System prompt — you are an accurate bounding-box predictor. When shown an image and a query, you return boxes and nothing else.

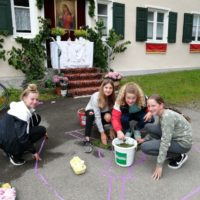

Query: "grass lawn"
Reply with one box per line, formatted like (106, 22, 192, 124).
(121, 69, 200, 106)
(8, 88, 58, 103)
(6, 69, 200, 107)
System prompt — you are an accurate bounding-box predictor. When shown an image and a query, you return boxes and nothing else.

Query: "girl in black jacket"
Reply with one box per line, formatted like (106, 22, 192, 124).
(0, 84, 47, 166)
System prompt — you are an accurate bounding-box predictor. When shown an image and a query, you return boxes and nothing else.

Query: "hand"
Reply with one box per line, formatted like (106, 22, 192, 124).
(152, 166, 163, 180)
(101, 132, 108, 145)
(44, 133, 48, 139)
(109, 129, 116, 140)
(33, 153, 42, 161)
(117, 131, 125, 140)
(144, 112, 152, 122)
(136, 138, 144, 144)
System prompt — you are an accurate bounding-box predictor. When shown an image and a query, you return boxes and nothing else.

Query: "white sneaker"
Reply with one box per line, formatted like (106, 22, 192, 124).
(125, 131, 132, 137)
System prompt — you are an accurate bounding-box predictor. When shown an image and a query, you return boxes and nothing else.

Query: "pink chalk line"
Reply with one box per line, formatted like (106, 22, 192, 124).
(98, 148, 148, 200)
(65, 129, 148, 200)
(34, 137, 65, 200)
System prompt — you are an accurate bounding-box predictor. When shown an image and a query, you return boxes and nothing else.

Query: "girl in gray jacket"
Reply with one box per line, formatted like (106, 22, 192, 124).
(84, 78, 116, 152)
(141, 94, 192, 180)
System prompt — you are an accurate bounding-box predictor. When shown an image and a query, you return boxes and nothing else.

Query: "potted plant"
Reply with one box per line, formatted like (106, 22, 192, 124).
(104, 71, 123, 90)
(51, 27, 65, 41)
(104, 71, 123, 81)
(52, 74, 69, 96)
(74, 29, 88, 39)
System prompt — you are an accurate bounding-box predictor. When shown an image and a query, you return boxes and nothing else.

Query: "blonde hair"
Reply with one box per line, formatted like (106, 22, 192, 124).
(116, 82, 145, 107)
(98, 78, 115, 109)
(20, 84, 39, 100)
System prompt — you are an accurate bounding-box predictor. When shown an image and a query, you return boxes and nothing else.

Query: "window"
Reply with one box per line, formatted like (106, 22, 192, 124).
(97, 3, 108, 36)
(86, 1, 114, 38)
(13, 0, 31, 33)
(147, 9, 167, 42)
(192, 15, 200, 41)
(136, 7, 177, 43)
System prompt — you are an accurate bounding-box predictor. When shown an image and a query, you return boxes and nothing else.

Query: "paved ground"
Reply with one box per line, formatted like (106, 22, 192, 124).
(0, 97, 200, 200)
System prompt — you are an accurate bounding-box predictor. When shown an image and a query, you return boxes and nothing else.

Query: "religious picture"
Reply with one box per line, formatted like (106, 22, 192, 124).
(55, 0, 76, 30)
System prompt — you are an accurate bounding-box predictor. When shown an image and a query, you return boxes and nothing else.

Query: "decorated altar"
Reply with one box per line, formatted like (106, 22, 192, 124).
(50, 39, 94, 69)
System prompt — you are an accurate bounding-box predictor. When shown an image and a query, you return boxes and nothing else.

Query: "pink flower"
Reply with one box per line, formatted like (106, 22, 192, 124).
(52, 75, 69, 84)
(104, 72, 123, 80)
(0, 188, 16, 200)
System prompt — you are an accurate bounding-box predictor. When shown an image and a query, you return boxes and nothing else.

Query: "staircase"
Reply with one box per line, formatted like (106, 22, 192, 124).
(61, 68, 120, 97)
(61, 68, 104, 97)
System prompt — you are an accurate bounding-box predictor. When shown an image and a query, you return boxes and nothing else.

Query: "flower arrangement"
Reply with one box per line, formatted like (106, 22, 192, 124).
(51, 27, 65, 36)
(0, 183, 16, 200)
(52, 74, 69, 90)
(104, 71, 123, 81)
(74, 29, 88, 38)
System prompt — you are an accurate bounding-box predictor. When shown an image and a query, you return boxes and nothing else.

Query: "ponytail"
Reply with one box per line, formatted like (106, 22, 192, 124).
(167, 107, 191, 122)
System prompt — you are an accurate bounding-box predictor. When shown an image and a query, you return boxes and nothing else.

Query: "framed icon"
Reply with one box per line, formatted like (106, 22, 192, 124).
(54, 0, 77, 30)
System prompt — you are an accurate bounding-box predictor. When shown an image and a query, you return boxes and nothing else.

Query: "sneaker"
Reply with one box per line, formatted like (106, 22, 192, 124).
(125, 131, 132, 137)
(168, 154, 188, 169)
(83, 141, 93, 153)
(9, 155, 26, 166)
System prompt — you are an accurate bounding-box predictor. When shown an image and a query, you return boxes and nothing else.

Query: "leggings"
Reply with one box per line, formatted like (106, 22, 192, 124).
(121, 110, 154, 132)
(29, 113, 46, 144)
(84, 109, 110, 137)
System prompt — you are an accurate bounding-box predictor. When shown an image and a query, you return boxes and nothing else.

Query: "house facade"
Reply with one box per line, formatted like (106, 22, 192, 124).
(0, 0, 200, 86)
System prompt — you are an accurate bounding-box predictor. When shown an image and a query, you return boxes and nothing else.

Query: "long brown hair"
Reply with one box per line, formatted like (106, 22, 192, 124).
(98, 78, 115, 109)
(148, 94, 191, 122)
(116, 82, 145, 107)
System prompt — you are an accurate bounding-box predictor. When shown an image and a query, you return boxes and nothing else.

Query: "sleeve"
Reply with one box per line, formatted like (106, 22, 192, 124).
(157, 114, 175, 166)
(144, 95, 149, 112)
(111, 104, 123, 132)
(90, 95, 104, 133)
(15, 120, 36, 154)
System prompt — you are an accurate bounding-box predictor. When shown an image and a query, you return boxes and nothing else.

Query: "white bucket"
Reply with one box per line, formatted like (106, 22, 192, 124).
(112, 137, 137, 167)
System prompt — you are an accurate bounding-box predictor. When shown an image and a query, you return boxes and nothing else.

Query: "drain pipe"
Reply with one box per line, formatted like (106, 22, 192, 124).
(102, 40, 113, 72)
(49, 37, 62, 74)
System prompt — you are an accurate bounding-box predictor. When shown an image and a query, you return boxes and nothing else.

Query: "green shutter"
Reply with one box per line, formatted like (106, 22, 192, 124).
(168, 12, 177, 43)
(0, 0, 13, 35)
(136, 7, 148, 42)
(113, 3, 125, 38)
(182, 13, 193, 43)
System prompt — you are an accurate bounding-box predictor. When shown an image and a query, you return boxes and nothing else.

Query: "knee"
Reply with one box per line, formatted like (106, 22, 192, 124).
(41, 126, 47, 136)
(140, 143, 150, 154)
(86, 110, 94, 118)
(104, 113, 111, 123)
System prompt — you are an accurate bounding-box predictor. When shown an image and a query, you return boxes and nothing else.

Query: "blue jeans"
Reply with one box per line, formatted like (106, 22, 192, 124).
(121, 110, 154, 132)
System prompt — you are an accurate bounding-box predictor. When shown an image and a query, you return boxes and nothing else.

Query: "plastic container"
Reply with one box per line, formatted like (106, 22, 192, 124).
(77, 108, 86, 127)
(112, 137, 137, 167)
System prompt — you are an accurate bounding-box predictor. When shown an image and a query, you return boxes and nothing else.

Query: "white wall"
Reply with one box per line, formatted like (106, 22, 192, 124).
(110, 0, 200, 74)
(0, 3, 44, 87)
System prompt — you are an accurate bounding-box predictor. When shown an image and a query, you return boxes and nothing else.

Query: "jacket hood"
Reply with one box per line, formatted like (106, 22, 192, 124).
(7, 101, 32, 122)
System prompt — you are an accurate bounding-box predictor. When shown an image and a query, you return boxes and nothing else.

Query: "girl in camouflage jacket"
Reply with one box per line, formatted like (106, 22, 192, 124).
(141, 94, 192, 180)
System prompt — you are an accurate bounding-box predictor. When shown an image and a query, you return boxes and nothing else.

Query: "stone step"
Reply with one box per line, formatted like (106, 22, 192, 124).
(68, 81, 120, 97)
(65, 73, 103, 81)
(68, 86, 100, 96)
(68, 79, 102, 89)
(61, 67, 101, 74)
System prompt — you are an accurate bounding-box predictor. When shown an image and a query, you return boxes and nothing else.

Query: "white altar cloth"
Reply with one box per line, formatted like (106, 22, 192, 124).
(50, 39, 94, 69)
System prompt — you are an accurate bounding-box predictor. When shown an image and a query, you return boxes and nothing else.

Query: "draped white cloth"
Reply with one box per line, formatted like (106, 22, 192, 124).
(50, 39, 94, 69)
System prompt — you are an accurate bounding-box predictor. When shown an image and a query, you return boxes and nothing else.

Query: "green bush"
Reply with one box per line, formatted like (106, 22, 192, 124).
(8, 17, 51, 82)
